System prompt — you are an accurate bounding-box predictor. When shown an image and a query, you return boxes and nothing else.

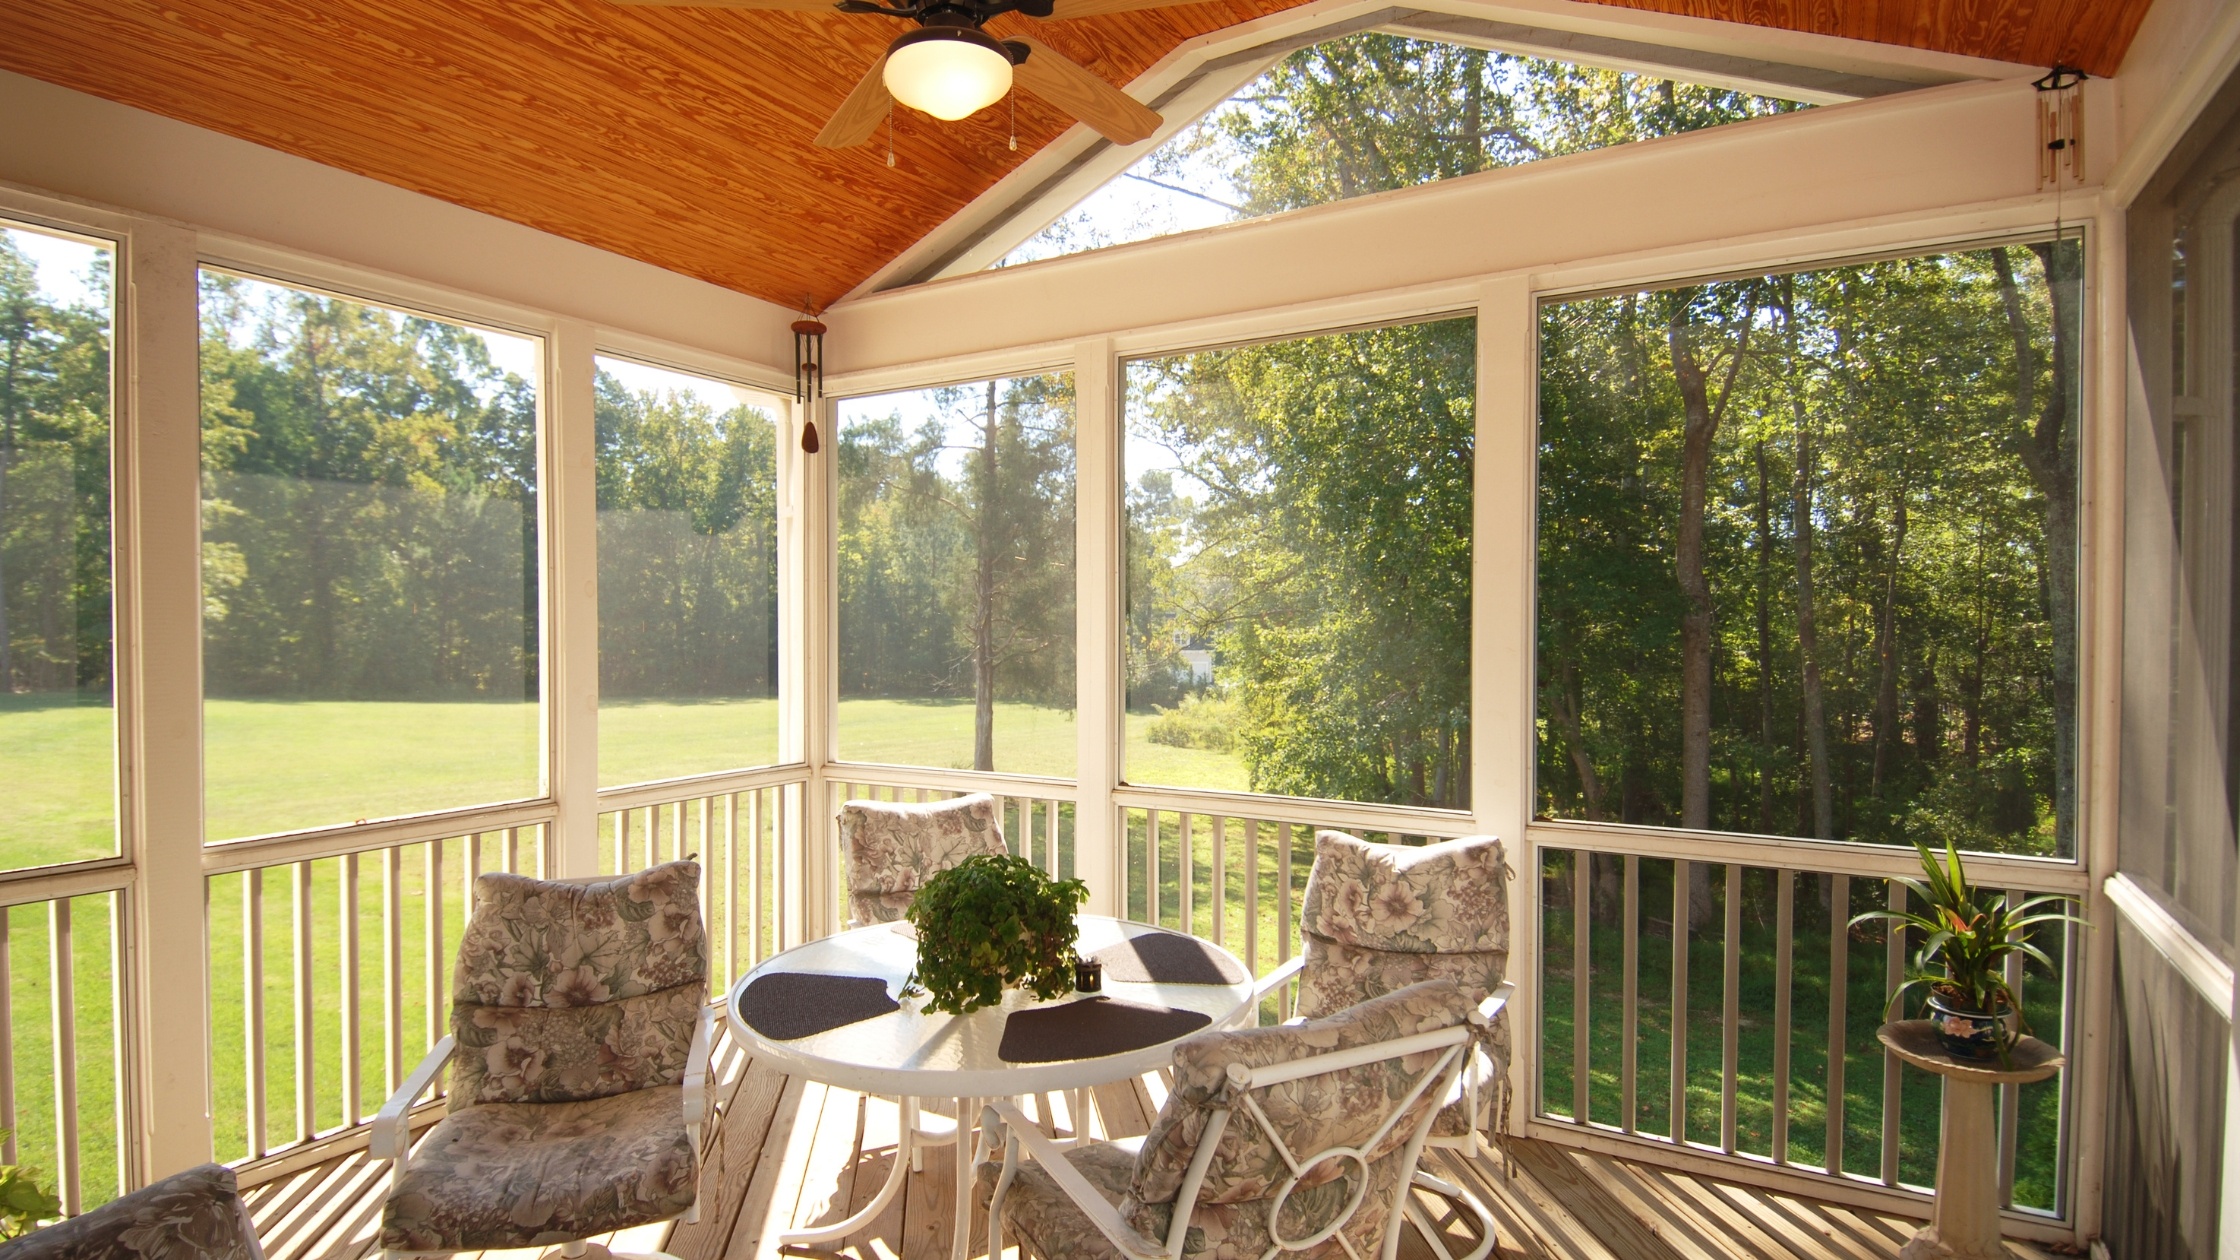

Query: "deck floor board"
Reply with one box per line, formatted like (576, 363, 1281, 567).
(223, 1019, 2064, 1260)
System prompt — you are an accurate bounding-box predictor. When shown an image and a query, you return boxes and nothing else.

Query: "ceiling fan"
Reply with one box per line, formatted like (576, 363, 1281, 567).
(614, 0, 1183, 148)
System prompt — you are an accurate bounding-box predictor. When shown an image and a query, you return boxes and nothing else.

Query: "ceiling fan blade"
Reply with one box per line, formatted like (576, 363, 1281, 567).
(1009, 36, 1161, 146)
(608, 0, 844, 10)
(1041, 0, 1208, 18)
(816, 56, 895, 148)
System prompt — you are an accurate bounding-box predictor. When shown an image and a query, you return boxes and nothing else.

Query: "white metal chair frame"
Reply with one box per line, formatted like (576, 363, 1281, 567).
(1246, 962, 1512, 1260)
(981, 1019, 1477, 1260)
(370, 867, 718, 1260)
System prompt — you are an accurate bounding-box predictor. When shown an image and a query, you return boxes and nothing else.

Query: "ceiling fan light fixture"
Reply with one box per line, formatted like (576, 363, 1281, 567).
(883, 26, 1014, 121)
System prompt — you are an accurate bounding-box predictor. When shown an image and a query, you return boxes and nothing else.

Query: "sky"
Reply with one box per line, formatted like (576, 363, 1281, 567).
(6, 223, 109, 311)
(839, 377, 1189, 489)
(597, 354, 784, 421)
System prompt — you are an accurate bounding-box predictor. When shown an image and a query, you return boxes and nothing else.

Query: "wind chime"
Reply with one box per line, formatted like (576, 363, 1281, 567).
(2034, 65, 2086, 190)
(793, 309, 827, 453)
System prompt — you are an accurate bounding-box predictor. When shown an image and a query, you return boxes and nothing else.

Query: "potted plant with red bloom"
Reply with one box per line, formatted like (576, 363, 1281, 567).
(1851, 840, 2086, 1061)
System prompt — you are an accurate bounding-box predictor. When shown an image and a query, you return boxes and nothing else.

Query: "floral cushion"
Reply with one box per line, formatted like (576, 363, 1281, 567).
(2, 1164, 259, 1260)
(1299, 832, 1508, 956)
(379, 1086, 698, 1252)
(974, 1140, 1139, 1260)
(1294, 833, 1511, 1141)
(453, 861, 707, 1009)
(838, 794, 1007, 925)
(450, 980, 701, 1109)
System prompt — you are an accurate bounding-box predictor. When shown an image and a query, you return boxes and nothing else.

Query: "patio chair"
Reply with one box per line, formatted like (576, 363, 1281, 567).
(371, 861, 714, 1260)
(1249, 831, 1513, 1260)
(977, 978, 1484, 1260)
(0, 1163, 263, 1260)
(836, 792, 1013, 1171)
(838, 791, 1010, 927)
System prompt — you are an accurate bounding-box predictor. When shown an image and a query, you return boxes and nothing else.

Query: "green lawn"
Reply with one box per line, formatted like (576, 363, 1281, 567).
(2, 698, 1250, 872)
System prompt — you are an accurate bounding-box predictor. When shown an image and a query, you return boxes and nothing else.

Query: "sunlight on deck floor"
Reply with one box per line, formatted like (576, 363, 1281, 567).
(237, 1021, 2062, 1260)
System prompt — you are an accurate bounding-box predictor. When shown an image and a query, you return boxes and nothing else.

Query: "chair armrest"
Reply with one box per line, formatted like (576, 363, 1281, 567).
(1477, 981, 1514, 1024)
(371, 1036, 454, 1163)
(1240, 955, 1305, 1024)
(684, 1004, 714, 1126)
(987, 1101, 1168, 1260)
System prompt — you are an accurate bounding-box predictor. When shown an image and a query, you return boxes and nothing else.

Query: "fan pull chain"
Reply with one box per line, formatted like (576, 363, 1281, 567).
(886, 106, 896, 169)
(1009, 89, 1017, 152)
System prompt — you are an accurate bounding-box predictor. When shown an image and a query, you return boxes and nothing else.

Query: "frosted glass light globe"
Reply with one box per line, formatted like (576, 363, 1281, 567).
(884, 28, 1013, 121)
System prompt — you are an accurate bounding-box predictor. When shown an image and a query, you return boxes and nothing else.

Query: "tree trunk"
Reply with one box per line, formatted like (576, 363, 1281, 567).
(1549, 659, 1605, 820)
(1754, 441, 1775, 834)
(973, 380, 999, 772)
(1785, 285, 1835, 843)
(1667, 293, 1751, 927)
(1871, 499, 1907, 795)
(1995, 244, 2080, 855)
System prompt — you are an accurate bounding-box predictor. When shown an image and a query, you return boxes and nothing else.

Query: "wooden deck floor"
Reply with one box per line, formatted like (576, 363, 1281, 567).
(239, 1026, 2061, 1260)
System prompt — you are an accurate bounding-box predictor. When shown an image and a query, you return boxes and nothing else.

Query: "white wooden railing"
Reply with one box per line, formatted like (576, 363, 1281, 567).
(1527, 825, 2088, 1236)
(0, 864, 133, 1217)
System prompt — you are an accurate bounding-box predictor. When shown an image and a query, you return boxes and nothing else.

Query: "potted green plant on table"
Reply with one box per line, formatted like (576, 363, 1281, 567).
(1853, 840, 2085, 1061)
(905, 853, 1090, 1015)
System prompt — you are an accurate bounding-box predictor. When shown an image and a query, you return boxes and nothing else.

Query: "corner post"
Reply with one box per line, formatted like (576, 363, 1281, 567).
(1074, 338, 1122, 918)
(547, 320, 600, 878)
(122, 220, 215, 1178)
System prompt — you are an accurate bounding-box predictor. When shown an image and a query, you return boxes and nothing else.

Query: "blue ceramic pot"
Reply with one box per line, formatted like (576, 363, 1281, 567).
(1927, 990, 2015, 1060)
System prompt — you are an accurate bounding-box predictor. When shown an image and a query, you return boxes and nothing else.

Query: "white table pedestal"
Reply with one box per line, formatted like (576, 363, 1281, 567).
(1876, 1022, 2063, 1260)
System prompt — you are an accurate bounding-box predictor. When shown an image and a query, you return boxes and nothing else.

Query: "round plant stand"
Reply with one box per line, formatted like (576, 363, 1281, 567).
(1876, 1021, 2063, 1260)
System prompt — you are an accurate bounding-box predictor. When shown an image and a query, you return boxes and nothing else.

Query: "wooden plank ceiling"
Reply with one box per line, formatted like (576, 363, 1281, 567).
(0, 0, 2153, 309)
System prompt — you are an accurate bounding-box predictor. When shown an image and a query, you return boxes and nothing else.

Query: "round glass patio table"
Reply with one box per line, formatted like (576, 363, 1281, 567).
(724, 914, 1254, 1259)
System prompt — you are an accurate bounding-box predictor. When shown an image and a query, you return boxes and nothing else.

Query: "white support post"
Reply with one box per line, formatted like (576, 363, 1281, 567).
(1474, 275, 1535, 1134)
(791, 391, 830, 945)
(2074, 203, 2126, 1249)
(547, 320, 601, 879)
(1074, 338, 1121, 917)
(121, 219, 215, 1179)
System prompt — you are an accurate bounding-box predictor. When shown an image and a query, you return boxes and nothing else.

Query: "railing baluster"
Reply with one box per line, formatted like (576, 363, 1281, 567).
(294, 860, 316, 1143)
(1212, 816, 1227, 951)
(614, 809, 629, 875)
(647, 805, 662, 872)
(1046, 800, 1060, 878)
(724, 794, 739, 985)
(49, 899, 79, 1214)
(466, 833, 482, 911)
(1573, 850, 1590, 1125)
(426, 840, 444, 1067)
(1277, 823, 1294, 969)
(1145, 809, 1160, 925)
(673, 800, 688, 863)
(342, 852, 362, 1128)
(245, 869, 267, 1160)
(1621, 855, 1638, 1135)
(504, 825, 520, 874)
(1179, 812, 1194, 936)
(1827, 872, 1850, 1176)
(748, 790, 763, 963)
(1670, 859, 1689, 1145)
(1018, 797, 1032, 864)
(1721, 863, 1741, 1155)
(1244, 819, 1260, 989)
(0, 910, 12, 1165)
(1882, 878, 1904, 1185)
(1998, 887, 2025, 1207)
(1773, 868, 1793, 1166)
(384, 846, 404, 1096)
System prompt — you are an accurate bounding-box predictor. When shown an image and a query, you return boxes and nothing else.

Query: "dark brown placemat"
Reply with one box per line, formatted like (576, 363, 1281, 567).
(1092, 933, 1248, 985)
(736, 972, 898, 1040)
(998, 997, 1212, 1063)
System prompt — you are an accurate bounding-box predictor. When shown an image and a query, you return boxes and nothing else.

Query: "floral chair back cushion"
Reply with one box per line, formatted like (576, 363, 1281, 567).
(1123, 980, 1475, 1260)
(447, 860, 707, 1108)
(1, 1163, 260, 1260)
(1294, 832, 1508, 1019)
(838, 793, 1008, 925)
